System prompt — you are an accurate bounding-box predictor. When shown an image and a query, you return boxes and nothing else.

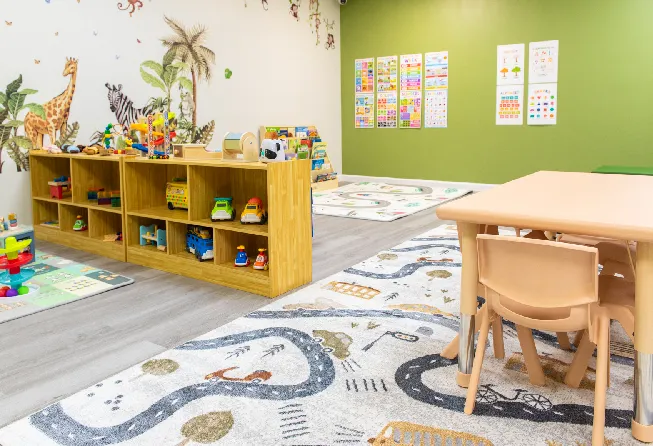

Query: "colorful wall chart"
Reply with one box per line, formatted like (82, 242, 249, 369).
(425, 51, 448, 128)
(355, 93, 375, 128)
(496, 85, 524, 125)
(377, 56, 398, 128)
(399, 54, 422, 128)
(355, 57, 375, 93)
(529, 40, 559, 84)
(377, 92, 397, 128)
(527, 84, 557, 125)
(497, 44, 525, 86)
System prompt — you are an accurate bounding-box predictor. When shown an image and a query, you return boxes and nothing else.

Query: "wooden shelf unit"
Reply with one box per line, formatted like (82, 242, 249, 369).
(30, 152, 126, 262)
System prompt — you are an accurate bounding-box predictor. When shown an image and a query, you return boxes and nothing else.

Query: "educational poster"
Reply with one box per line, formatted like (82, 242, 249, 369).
(377, 56, 398, 92)
(400, 54, 422, 91)
(497, 44, 525, 86)
(355, 57, 375, 93)
(529, 40, 559, 84)
(527, 83, 557, 125)
(377, 92, 397, 128)
(425, 90, 448, 128)
(399, 91, 421, 129)
(399, 54, 422, 129)
(355, 93, 375, 128)
(425, 51, 448, 90)
(496, 85, 524, 125)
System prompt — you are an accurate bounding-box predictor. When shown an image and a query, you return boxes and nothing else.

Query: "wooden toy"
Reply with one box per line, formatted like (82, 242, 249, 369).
(87, 187, 105, 202)
(8, 213, 17, 228)
(253, 248, 269, 270)
(186, 226, 214, 261)
(234, 245, 250, 267)
(241, 197, 267, 224)
(139, 224, 166, 251)
(222, 132, 259, 162)
(97, 191, 112, 206)
(48, 176, 71, 199)
(111, 190, 121, 207)
(0, 236, 35, 297)
(166, 179, 189, 210)
(172, 143, 221, 160)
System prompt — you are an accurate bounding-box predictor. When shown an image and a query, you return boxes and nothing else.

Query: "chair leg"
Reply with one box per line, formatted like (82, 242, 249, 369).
(464, 312, 492, 415)
(492, 317, 505, 359)
(592, 317, 610, 446)
(485, 225, 499, 235)
(516, 326, 546, 386)
(573, 330, 584, 347)
(556, 332, 572, 351)
(564, 331, 595, 388)
(441, 335, 459, 360)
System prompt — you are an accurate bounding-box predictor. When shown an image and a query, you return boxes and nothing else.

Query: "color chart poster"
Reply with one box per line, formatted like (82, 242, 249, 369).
(355, 93, 375, 128)
(425, 51, 448, 90)
(400, 54, 422, 129)
(527, 84, 557, 125)
(377, 92, 397, 128)
(425, 90, 448, 128)
(355, 57, 375, 93)
(497, 44, 525, 86)
(529, 40, 559, 84)
(496, 85, 524, 125)
(377, 56, 398, 92)
(400, 91, 421, 129)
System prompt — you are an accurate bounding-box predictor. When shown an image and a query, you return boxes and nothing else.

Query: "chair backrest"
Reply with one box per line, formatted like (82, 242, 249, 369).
(477, 234, 599, 310)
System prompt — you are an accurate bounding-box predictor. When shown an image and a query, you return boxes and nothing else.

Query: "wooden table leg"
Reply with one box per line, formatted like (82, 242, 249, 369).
(457, 222, 479, 388)
(633, 242, 653, 443)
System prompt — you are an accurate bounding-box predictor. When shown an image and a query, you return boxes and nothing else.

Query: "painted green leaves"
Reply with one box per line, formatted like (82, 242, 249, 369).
(178, 412, 234, 445)
(224, 68, 233, 79)
(141, 359, 180, 376)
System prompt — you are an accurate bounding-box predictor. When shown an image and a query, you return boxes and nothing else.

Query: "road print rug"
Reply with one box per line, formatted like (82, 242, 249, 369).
(312, 182, 472, 221)
(0, 250, 134, 324)
(0, 226, 635, 445)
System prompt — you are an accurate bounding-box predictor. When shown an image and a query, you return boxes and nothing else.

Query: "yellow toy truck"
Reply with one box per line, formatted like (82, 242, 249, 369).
(166, 178, 189, 210)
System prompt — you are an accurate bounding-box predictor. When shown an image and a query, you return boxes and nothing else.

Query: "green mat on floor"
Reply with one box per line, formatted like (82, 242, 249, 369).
(593, 165, 653, 175)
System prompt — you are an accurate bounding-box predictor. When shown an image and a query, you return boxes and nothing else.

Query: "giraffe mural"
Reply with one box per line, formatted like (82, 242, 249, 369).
(24, 57, 78, 149)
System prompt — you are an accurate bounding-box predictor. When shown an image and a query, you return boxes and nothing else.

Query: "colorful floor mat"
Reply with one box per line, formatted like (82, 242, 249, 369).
(0, 251, 134, 324)
(312, 182, 472, 221)
(0, 226, 635, 445)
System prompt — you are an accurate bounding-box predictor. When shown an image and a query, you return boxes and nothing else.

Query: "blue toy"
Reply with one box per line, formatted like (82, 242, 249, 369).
(235, 245, 250, 267)
(139, 224, 166, 251)
(186, 226, 214, 261)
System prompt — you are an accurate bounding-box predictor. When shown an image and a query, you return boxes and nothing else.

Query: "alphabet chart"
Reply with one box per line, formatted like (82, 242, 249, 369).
(377, 92, 397, 128)
(527, 83, 557, 125)
(355, 58, 375, 93)
(400, 54, 422, 129)
(496, 85, 524, 125)
(355, 93, 375, 128)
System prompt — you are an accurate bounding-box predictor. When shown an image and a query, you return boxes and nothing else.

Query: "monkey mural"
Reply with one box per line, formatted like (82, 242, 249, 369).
(289, 2, 300, 20)
(117, 0, 143, 17)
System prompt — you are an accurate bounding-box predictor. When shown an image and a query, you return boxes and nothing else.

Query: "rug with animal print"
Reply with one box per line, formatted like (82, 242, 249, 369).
(0, 225, 635, 445)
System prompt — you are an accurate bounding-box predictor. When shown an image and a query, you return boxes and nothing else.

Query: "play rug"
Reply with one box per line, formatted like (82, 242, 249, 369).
(0, 226, 635, 445)
(0, 251, 134, 324)
(312, 182, 472, 221)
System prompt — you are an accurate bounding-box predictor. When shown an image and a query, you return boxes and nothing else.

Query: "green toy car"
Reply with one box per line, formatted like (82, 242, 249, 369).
(211, 197, 235, 221)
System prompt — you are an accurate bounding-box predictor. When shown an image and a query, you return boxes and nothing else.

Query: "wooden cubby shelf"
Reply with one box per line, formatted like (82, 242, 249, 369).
(30, 152, 312, 297)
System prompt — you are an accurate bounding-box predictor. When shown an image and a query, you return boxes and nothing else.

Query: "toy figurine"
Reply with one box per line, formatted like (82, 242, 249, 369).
(73, 215, 87, 231)
(261, 139, 287, 162)
(235, 245, 250, 267)
(8, 213, 17, 228)
(253, 248, 268, 271)
(104, 124, 114, 149)
(241, 197, 267, 224)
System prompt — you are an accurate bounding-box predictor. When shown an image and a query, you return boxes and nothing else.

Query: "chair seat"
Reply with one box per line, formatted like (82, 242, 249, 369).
(599, 275, 635, 308)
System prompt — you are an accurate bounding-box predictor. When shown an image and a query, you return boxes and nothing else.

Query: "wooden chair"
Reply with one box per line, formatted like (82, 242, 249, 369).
(464, 235, 634, 445)
(368, 421, 494, 446)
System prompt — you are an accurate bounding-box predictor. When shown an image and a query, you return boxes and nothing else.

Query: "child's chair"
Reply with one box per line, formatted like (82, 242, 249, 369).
(464, 235, 632, 445)
(368, 421, 494, 446)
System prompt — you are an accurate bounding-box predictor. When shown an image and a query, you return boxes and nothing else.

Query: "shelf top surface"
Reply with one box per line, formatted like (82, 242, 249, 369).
(124, 157, 270, 170)
(30, 151, 120, 161)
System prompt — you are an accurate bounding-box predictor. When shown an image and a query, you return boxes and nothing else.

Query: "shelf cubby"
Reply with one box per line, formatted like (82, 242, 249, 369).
(71, 157, 121, 204)
(124, 160, 189, 220)
(59, 203, 89, 238)
(30, 153, 71, 201)
(33, 200, 59, 227)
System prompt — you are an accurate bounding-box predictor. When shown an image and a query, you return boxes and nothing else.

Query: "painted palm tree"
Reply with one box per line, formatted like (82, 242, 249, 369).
(140, 51, 193, 114)
(161, 16, 215, 127)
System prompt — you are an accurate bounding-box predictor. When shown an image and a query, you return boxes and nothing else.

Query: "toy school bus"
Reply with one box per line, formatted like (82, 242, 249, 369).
(166, 178, 189, 210)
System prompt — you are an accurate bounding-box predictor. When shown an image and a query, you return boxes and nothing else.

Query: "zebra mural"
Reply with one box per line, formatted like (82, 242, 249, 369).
(104, 83, 155, 128)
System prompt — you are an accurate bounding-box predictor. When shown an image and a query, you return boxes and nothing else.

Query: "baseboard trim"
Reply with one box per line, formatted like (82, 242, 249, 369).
(338, 174, 496, 192)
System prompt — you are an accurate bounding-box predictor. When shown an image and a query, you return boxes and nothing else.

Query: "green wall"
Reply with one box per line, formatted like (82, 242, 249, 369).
(341, 0, 653, 184)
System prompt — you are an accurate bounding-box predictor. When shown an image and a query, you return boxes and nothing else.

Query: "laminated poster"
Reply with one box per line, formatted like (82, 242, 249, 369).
(400, 53, 422, 92)
(377, 92, 397, 128)
(377, 56, 398, 92)
(355, 93, 375, 128)
(527, 83, 557, 125)
(496, 85, 524, 125)
(497, 44, 525, 86)
(425, 51, 448, 90)
(425, 90, 448, 128)
(399, 91, 421, 129)
(529, 40, 559, 84)
(355, 57, 375, 93)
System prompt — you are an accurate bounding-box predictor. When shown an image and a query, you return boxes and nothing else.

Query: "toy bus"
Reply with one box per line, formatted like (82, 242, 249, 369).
(186, 226, 214, 261)
(166, 178, 189, 210)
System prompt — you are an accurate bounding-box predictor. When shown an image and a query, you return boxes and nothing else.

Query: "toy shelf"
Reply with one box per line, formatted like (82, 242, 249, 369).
(30, 152, 126, 262)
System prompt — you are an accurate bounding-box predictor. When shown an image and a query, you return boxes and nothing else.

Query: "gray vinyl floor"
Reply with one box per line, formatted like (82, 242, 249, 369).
(0, 209, 444, 428)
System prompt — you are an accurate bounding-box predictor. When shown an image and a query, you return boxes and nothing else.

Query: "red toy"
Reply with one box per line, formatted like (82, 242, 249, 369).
(48, 176, 71, 200)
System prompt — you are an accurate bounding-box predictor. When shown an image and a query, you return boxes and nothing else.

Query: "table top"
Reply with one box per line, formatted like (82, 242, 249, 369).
(436, 171, 653, 242)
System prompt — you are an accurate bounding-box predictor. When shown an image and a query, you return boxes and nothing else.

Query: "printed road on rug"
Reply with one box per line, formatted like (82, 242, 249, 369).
(312, 182, 472, 221)
(0, 226, 636, 445)
(0, 250, 134, 324)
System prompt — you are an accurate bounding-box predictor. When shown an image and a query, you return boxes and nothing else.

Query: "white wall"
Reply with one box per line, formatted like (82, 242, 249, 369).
(0, 0, 342, 222)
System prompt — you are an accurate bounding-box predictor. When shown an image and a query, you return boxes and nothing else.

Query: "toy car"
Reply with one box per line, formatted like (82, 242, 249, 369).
(235, 245, 250, 267)
(166, 179, 189, 210)
(253, 248, 268, 270)
(241, 197, 267, 224)
(73, 215, 87, 231)
(211, 197, 235, 221)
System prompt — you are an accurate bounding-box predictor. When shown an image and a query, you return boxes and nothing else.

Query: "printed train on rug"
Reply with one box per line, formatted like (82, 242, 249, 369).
(0, 226, 634, 445)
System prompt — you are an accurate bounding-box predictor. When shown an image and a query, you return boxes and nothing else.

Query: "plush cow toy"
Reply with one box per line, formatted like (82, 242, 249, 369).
(261, 139, 287, 162)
